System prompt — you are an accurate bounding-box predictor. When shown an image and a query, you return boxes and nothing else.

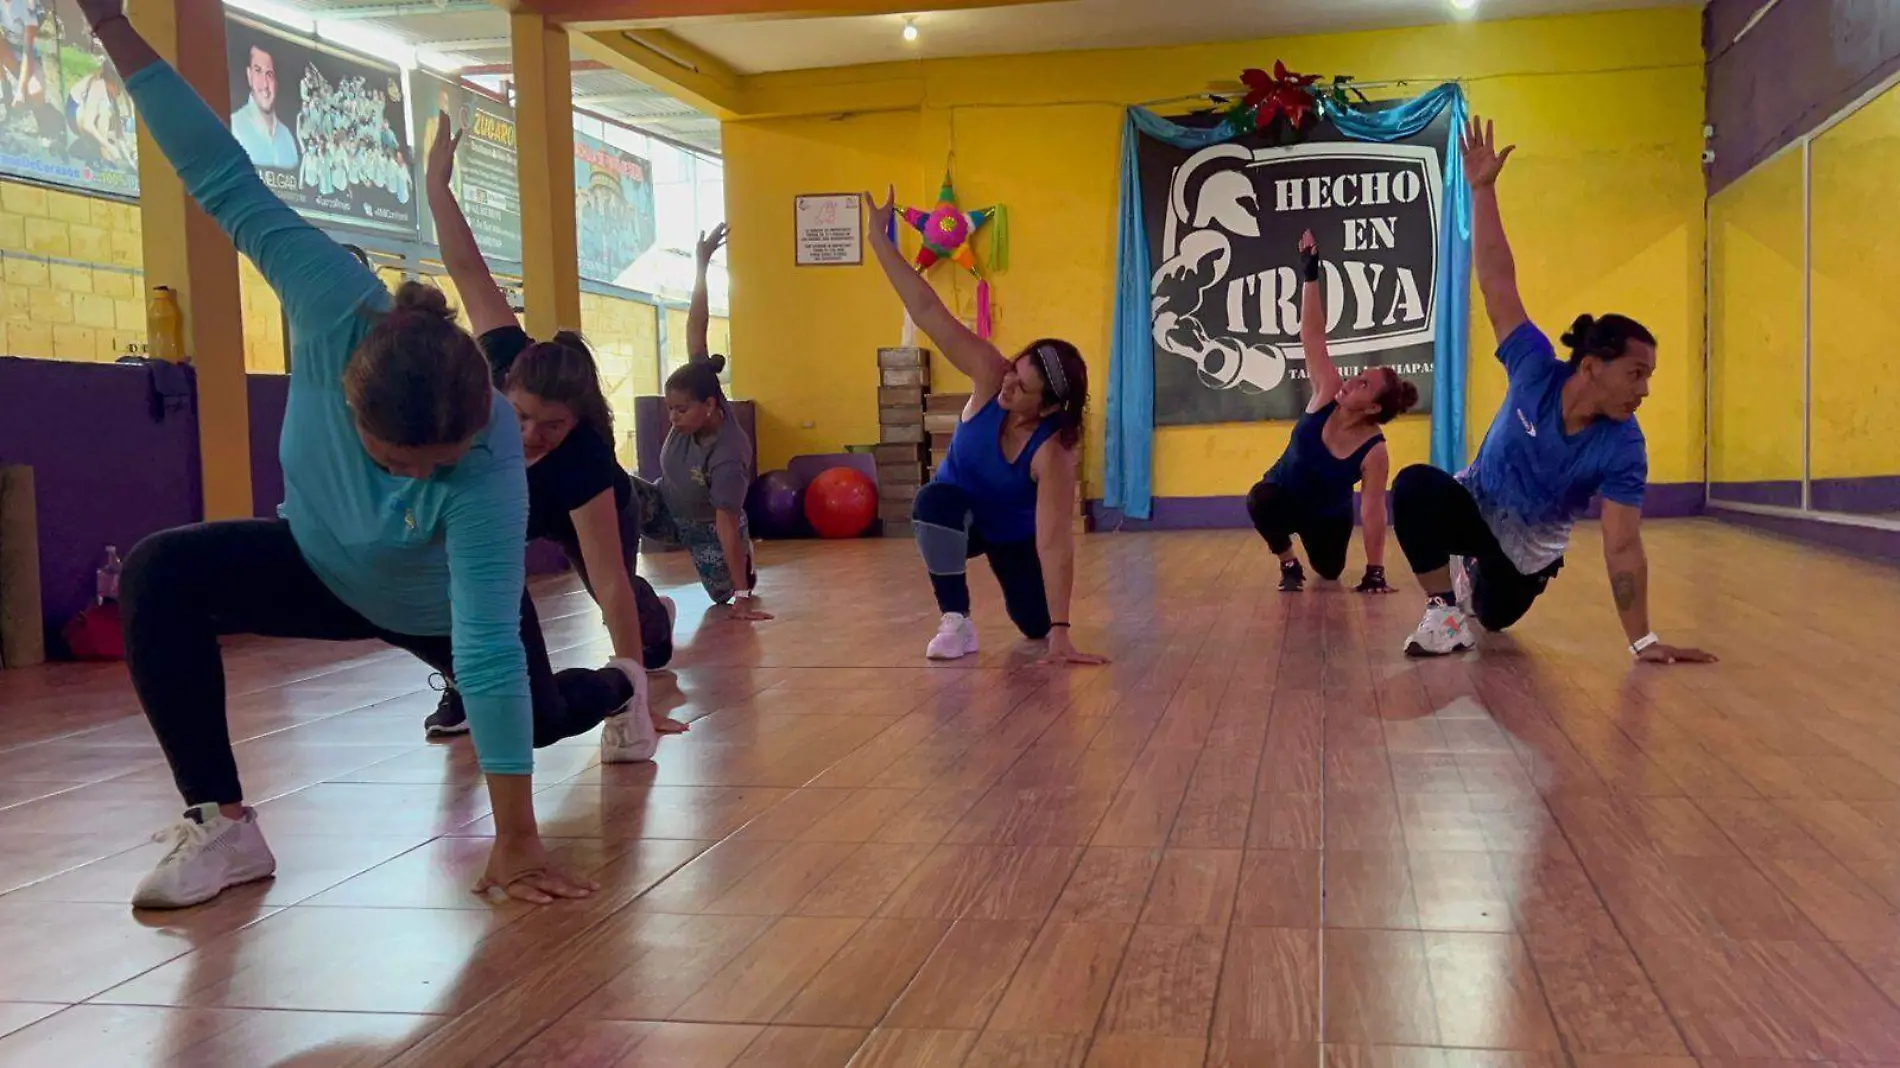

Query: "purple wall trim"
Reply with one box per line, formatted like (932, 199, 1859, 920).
(786, 453, 877, 488)
(1712, 507, 1900, 566)
(0, 358, 203, 651)
(1710, 480, 1803, 508)
(1711, 477, 1900, 514)
(1812, 477, 1900, 516)
(1706, 0, 1900, 193)
(249, 375, 290, 519)
(1088, 482, 1707, 531)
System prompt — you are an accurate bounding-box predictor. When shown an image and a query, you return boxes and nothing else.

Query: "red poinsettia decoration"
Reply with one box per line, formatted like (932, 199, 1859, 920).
(1236, 61, 1322, 131)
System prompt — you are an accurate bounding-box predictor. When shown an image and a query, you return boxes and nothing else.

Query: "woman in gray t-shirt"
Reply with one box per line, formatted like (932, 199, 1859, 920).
(631, 354, 768, 620)
(629, 222, 769, 621)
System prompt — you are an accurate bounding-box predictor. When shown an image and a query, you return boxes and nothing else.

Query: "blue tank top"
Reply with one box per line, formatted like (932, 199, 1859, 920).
(1263, 401, 1384, 516)
(932, 398, 1061, 543)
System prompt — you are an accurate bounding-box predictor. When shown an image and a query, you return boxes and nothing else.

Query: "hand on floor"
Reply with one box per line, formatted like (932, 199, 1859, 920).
(475, 835, 599, 905)
(653, 713, 690, 734)
(1637, 643, 1717, 665)
(724, 597, 774, 622)
(1038, 629, 1110, 666)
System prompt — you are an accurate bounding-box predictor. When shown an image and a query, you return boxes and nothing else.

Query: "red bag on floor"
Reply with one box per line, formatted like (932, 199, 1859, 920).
(63, 601, 125, 661)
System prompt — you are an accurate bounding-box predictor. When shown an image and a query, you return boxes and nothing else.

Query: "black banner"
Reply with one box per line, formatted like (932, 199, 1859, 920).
(225, 16, 416, 238)
(0, 0, 139, 197)
(1141, 107, 1448, 425)
(412, 72, 521, 264)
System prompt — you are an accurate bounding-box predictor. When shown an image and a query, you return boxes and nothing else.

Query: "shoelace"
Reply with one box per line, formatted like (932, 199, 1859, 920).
(151, 817, 214, 867)
(427, 672, 455, 694)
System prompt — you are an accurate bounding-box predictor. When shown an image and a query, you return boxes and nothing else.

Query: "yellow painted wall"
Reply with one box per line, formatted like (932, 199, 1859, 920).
(1809, 82, 1900, 482)
(724, 7, 1707, 495)
(1708, 148, 1803, 488)
(582, 291, 662, 469)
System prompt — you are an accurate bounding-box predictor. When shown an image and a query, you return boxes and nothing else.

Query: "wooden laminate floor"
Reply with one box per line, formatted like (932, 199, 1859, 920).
(0, 519, 1896, 1067)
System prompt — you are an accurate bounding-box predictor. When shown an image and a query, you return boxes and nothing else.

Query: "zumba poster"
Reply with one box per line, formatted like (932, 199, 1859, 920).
(0, 0, 138, 197)
(1139, 105, 1450, 425)
(574, 130, 655, 287)
(225, 15, 416, 238)
(412, 71, 521, 265)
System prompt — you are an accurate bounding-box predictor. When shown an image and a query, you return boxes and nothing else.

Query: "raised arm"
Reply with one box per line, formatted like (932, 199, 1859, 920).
(1032, 444, 1108, 667)
(86, 5, 381, 375)
(1298, 230, 1341, 411)
(1462, 116, 1529, 344)
(424, 113, 516, 338)
(688, 223, 726, 360)
(863, 187, 1011, 401)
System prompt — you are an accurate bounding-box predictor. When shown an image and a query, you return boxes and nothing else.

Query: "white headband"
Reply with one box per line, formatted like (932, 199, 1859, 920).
(1036, 344, 1070, 401)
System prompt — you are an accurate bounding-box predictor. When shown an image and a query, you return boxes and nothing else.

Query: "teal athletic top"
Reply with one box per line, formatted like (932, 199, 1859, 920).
(126, 62, 533, 775)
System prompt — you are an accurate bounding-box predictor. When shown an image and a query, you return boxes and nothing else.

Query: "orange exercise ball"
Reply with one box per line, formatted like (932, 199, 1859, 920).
(804, 467, 879, 539)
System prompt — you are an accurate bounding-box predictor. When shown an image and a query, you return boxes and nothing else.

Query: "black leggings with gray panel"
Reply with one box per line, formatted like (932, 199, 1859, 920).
(911, 481, 1051, 639)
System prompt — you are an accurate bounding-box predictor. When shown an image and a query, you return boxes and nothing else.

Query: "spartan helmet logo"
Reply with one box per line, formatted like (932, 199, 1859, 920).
(1192, 170, 1261, 238)
(1150, 150, 1286, 394)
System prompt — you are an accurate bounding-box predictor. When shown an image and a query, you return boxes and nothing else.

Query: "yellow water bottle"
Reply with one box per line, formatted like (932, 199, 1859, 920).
(147, 286, 184, 363)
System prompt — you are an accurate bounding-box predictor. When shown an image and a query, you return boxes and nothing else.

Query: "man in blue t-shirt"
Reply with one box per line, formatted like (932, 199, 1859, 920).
(1390, 116, 1715, 666)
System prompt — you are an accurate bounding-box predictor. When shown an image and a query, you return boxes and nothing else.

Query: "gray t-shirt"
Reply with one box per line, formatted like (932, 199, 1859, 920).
(660, 417, 753, 525)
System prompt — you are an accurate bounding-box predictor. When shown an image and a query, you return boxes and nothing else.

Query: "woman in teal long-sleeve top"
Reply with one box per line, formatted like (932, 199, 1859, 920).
(81, 0, 611, 910)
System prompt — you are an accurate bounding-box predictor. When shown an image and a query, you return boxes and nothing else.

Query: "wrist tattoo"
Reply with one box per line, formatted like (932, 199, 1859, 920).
(1611, 571, 1637, 611)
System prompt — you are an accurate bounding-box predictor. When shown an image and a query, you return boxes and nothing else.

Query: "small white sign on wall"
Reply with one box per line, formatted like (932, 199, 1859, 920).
(795, 193, 863, 266)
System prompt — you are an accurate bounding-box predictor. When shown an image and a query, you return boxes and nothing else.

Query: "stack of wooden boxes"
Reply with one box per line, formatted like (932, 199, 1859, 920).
(875, 347, 931, 536)
(872, 350, 1092, 537)
(924, 392, 967, 478)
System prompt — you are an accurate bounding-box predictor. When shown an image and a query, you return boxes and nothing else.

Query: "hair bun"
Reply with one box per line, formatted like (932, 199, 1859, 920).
(550, 329, 594, 359)
(391, 280, 455, 323)
(701, 353, 727, 374)
(1399, 380, 1421, 409)
(1560, 313, 1596, 350)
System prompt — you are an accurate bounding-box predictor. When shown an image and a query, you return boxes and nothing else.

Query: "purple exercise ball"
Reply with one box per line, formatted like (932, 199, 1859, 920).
(746, 469, 807, 539)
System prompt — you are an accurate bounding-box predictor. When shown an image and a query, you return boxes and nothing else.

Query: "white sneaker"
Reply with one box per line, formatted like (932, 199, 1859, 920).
(1404, 601, 1477, 657)
(132, 803, 277, 909)
(603, 659, 658, 763)
(1451, 556, 1473, 613)
(926, 613, 980, 661)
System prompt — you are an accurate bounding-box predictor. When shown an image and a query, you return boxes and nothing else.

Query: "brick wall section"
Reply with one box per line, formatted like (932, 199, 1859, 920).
(0, 182, 146, 363)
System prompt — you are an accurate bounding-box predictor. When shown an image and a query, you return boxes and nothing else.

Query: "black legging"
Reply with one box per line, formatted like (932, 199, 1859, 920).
(1245, 480, 1353, 580)
(121, 519, 632, 806)
(1390, 465, 1560, 632)
(911, 481, 1051, 639)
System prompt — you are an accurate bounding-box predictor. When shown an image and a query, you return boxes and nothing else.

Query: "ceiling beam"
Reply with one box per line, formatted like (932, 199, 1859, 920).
(517, 0, 1061, 29)
(572, 27, 749, 118)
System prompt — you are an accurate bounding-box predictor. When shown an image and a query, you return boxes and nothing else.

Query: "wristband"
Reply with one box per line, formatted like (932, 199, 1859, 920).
(1050, 622, 1071, 629)
(1301, 252, 1321, 283)
(1629, 632, 1660, 657)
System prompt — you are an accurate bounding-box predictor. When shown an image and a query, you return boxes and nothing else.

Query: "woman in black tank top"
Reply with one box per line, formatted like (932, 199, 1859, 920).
(1246, 232, 1421, 592)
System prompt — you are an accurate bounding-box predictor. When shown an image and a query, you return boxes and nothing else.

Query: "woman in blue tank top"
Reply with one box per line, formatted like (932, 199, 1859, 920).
(865, 190, 1107, 666)
(1247, 231, 1419, 593)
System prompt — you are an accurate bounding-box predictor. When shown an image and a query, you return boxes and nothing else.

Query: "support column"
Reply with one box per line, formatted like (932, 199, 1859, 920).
(129, 0, 251, 520)
(511, 12, 582, 339)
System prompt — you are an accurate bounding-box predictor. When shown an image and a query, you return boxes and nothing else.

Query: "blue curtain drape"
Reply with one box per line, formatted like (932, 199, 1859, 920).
(1105, 84, 1471, 522)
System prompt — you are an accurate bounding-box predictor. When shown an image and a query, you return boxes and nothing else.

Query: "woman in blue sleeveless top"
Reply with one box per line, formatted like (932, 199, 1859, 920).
(1247, 231, 1419, 593)
(864, 190, 1107, 666)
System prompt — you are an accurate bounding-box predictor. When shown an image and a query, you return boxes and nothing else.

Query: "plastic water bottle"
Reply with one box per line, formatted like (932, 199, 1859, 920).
(97, 546, 122, 604)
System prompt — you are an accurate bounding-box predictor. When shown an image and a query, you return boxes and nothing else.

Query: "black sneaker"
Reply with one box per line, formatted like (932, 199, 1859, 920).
(424, 674, 468, 738)
(1278, 559, 1307, 592)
